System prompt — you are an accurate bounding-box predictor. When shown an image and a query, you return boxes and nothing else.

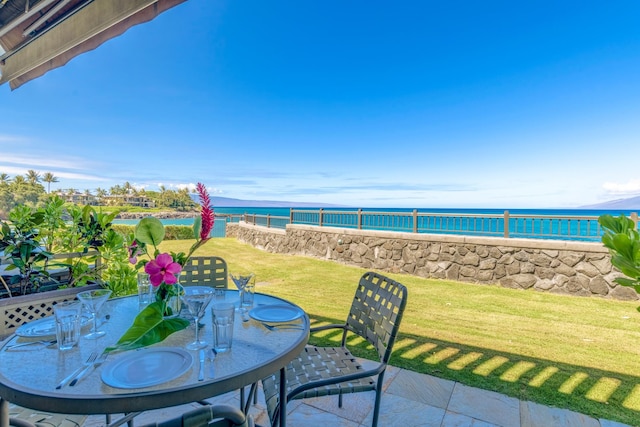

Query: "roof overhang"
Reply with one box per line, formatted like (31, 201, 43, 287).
(0, 0, 186, 90)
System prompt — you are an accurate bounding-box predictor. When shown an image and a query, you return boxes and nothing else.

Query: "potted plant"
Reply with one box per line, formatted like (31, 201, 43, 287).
(599, 214, 640, 302)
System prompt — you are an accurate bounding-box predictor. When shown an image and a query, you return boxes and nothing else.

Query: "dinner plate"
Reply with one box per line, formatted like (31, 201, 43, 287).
(101, 347, 193, 389)
(15, 314, 91, 338)
(249, 304, 304, 323)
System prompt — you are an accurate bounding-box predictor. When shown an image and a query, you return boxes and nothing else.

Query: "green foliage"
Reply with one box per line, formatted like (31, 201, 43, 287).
(134, 217, 165, 247)
(100, 230, 137, 297)
(0, 198, 131, 296)
(105, 302, 189, 353)
(599, 214, 640, 294)
(164, 225, 197, 240)
(0, 205, 53, 294)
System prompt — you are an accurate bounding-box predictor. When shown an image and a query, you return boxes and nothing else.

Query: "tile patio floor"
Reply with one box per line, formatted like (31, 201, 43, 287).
(76, 359, 633, 427)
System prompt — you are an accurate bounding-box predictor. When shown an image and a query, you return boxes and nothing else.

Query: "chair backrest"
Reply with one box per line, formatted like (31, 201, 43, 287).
(140, 404, 251, 427)
(345, 271, 408, 364)
(0, 283, 103, 340)
(181, 257, 228, 289)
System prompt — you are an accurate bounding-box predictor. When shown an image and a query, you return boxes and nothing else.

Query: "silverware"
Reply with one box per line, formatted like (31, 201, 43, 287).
(198, 349, 205, 381)
(261, 323, 304, 331)
(208, 349, 216, 379)
(56, 351, 97, 389)
(70, 352, 108, 386)
(5, 339, 57, 350)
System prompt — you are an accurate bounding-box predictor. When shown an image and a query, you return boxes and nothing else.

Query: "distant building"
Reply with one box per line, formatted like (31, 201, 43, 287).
(101, 195, 155, 208)
(56, 191, 98, 206)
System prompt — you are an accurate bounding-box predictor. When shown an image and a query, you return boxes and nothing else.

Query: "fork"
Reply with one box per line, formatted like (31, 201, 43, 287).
(55, 351, 98, 389)
(261, 323, 304, 331)
(70, 351, 108, 386)
(5, 339, 57, 350)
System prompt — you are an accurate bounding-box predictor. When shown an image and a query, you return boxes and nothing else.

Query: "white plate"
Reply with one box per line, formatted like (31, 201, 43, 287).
(15, 315, 91, 338)
(249, 304, 304, 323)
(101, 348, 193, 389)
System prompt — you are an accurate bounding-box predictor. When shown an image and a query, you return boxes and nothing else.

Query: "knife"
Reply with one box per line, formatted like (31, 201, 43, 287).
(70, 352, 108, 386)
(198, 349, 205, 381)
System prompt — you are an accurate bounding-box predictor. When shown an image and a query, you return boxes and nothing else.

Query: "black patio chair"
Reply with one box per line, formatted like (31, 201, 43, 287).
(261, 271, 408, 427)
(139, 404, 253, 427)
(180, 256, 228, 290)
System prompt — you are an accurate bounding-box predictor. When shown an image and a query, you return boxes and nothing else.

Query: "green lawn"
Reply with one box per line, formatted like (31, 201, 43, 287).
(160, 238, 640, 425)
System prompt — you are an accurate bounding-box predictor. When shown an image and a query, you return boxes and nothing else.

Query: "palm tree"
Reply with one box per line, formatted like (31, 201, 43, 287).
(0, 173, 11, 186)
(42, 172, 59, 194)
(123, 181, 133, 195)
(12, 175, 26, 189)
(25, 170, 41, 185)
(95, 187, 107, 205)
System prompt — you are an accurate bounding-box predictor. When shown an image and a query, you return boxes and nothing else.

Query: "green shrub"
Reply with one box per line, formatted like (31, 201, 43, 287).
(112, 224, 194, 241)
(112, 224, 134, 236)
(164, 225, 195, 240)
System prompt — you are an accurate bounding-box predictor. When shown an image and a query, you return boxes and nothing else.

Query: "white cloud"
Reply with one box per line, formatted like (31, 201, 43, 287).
(0, 154, 88, 170)
(602, 179, 640, 195)
(174, 183, 197, 192)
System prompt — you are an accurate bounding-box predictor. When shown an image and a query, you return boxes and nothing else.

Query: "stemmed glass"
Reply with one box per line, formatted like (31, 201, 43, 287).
(230, 273, 255, 310)
(77, 289, 112, 339)
(182, 287, 214, 350)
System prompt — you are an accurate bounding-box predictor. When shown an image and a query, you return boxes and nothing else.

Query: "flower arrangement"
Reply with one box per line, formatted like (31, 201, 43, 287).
(106, 183, 214, 353)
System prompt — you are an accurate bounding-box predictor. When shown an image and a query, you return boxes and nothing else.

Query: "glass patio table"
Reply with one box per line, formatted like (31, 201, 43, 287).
(0, 290, 309, 427)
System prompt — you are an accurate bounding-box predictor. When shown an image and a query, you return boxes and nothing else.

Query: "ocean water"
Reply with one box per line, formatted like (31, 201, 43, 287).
(112, 207, 638, 241)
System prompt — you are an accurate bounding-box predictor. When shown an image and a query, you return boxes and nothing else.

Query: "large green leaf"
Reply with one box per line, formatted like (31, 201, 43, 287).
(134, 217, 165, 246)
(105, 302, 189, 353)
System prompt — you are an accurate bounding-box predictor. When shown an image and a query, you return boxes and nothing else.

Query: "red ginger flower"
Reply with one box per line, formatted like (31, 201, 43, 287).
(197, 182, 214, 240)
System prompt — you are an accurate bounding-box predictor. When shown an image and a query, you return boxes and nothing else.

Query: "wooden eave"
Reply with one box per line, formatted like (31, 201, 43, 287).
(0, 0, 186, 90)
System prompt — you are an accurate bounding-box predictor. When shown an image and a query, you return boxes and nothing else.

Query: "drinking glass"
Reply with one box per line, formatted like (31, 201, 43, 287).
(77, 289, 112, 339)
(182, 287, 214, 350)
(211, 302, 235, 352)
(54, 301, 82, 351)
(137, 273, 152, 310)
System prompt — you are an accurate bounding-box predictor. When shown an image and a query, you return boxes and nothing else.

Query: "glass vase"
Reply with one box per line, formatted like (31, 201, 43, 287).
(154, 278, 185, 319)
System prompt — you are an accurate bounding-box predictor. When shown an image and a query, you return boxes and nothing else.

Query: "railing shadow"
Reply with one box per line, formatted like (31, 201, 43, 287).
(307, 313, 640, 426)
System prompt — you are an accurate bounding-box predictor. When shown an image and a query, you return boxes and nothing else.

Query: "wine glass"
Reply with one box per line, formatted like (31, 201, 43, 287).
(182, 286, 214, 350)
(77, 289, 112, 339)
(230, 273, 255, 311)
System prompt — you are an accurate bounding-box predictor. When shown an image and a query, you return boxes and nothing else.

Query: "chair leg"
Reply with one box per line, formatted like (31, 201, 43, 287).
(338, 392, 343, 408)
(371, 372, 386, 427)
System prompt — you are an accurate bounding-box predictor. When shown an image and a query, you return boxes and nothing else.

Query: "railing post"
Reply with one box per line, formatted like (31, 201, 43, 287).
(413, 209, 418, 233)
(290, 208, 294, 225)
(267, 214, 271, 228)
(504, 210, 510, 238)
(632, 212, 639, 230)
(319, 208, 324, 227)
(357, 209, 362, 230)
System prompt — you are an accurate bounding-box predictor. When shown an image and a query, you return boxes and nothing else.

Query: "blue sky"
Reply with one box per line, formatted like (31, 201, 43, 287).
(1, 1, 639, 208)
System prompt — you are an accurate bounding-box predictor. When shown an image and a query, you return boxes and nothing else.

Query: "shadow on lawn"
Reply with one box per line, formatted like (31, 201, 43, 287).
(307, 314, 640, 426)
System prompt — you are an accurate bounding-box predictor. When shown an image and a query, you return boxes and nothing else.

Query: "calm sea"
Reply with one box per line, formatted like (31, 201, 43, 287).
(113, 207, 637, 226)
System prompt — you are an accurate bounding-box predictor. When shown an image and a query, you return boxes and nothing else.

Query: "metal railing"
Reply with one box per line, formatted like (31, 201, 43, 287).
(225, 209, 640, 242)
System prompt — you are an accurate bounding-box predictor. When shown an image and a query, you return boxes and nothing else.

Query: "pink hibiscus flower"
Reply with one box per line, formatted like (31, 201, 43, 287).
(144, 253, 182, 286)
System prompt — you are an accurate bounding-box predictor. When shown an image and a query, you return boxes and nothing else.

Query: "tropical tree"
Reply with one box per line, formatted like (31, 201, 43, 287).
(42, 172, 59, 193)
(95, 187, 107, 205)
(123, 181, 133, 195)
(0, 173, 11, 186)
(25, 170, 41, 185)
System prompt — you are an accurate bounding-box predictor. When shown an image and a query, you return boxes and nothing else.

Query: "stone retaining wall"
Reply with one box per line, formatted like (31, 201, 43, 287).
(227, 222, 638, 301)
